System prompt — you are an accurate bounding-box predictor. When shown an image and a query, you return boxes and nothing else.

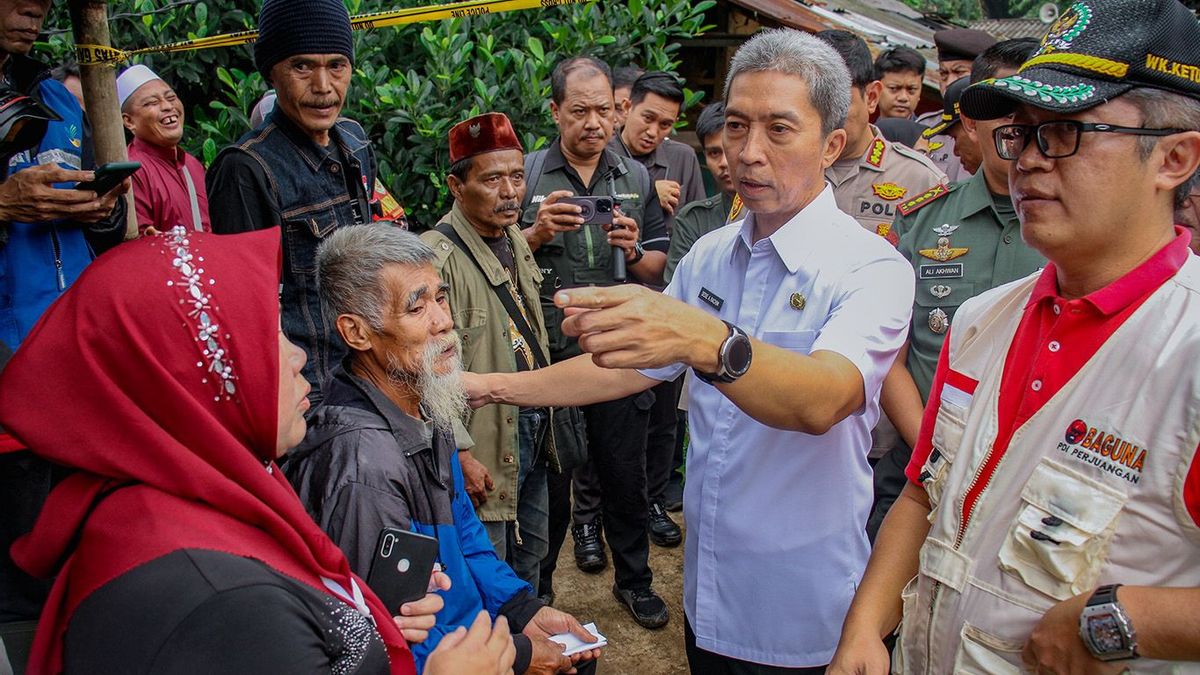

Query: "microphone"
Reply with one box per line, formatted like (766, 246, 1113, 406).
(607, 163, 630, 282)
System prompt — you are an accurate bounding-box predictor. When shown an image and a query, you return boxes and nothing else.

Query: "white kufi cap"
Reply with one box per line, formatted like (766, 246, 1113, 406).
(116, 64, 162, 108)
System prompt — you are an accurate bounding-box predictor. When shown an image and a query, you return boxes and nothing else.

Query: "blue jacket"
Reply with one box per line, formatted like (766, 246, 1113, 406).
(0, 55, 125, 347)
(284, 366, 541, 673)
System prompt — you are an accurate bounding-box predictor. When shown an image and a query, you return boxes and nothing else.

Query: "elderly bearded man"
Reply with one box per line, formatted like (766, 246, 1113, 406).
(284, 225, 600, 675)
(468, 29, 914, 673)
(420, 113, 556, 595)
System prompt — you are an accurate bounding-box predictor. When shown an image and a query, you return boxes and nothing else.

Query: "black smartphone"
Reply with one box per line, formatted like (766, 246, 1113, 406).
(366, 527, 440, 612)
(75, 161, 141, 195)
(561, 195, 614, 225)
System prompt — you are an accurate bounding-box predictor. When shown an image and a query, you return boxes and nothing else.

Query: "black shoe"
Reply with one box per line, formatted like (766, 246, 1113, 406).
(662, 481, 684, 512)
(613, 585, 669, 629)
(572, 520, 607, 573)
(648, 501, 682, 547)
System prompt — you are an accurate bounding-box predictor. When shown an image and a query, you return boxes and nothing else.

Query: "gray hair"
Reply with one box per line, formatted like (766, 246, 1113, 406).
(723, 28, 851, 137)
(1122, 88, 1200, 207)
(317, 223, 436, 331)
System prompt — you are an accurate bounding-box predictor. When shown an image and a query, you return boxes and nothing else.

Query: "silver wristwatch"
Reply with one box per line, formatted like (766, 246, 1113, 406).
(1080, 584, 1139, 661)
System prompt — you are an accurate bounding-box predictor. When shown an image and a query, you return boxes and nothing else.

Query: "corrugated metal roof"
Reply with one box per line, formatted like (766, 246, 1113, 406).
(970, 18, 1052, 40)
(725, 0, 831, 33)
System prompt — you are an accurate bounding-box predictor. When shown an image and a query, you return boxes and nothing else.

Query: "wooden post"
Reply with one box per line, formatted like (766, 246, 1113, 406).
(68, 0, 137, 239)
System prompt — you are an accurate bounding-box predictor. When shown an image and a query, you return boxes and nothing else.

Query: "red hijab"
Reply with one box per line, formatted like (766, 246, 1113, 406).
(0, 229, 414, 674)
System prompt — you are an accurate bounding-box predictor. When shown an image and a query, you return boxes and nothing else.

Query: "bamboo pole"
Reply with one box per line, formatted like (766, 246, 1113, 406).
(68, 0, 137, 240)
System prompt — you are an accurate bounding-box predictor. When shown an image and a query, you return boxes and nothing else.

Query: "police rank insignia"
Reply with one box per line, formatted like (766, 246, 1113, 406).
(927, 141, 945, 152)
(867, 139, 886, 167)
(790, 292, 806, 310)
(871, 183, 907, 201)
(930, 284, 952, 299)
(727, 193, 745, 223)
(897, 183, 949, 216)
(928, 308, 949, 334)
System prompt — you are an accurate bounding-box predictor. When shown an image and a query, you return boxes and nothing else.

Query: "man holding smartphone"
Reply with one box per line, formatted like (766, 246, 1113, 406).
(0, 0, 128, 350)
(518, 56, 671, 629)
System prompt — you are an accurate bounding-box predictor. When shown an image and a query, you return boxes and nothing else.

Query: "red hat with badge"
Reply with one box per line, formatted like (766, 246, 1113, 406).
(448, 112, 523, 164)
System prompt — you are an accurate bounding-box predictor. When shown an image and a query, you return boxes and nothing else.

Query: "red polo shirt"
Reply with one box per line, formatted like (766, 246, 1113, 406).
(127, 137, 211, 235)
(907, 228, 1200, 527)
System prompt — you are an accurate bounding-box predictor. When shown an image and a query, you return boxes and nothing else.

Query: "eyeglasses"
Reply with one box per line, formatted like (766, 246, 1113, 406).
(992, 120, 1186, 160)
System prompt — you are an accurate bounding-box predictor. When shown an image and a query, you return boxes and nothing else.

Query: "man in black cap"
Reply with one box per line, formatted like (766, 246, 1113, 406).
(831, 1, 1200, 673)
(208, 0, 402, 402)
(916, 28, 997, 182)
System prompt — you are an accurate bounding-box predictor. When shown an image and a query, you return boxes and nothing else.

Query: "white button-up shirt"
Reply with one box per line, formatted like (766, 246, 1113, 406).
(642, 185, 914, 667)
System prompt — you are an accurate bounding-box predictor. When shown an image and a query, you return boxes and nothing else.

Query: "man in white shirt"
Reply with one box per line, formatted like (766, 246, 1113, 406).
(466, 29, 914, 672)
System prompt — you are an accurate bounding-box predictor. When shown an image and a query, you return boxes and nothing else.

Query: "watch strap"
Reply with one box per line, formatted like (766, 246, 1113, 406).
(1087, 584, 1122, 607)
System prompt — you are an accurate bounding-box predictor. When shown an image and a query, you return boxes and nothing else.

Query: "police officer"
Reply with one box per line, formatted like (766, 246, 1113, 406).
(867, 38, 1046, 540)
(915, 28, 997, 183)
(519, 56, 671, 628)
(817, 31, 946, 238)
(920, 76, 979, 175)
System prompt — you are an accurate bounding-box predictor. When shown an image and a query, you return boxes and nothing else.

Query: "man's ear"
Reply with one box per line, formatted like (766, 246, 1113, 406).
(336, 314, 375, 354)
(621, 97, 633, 117)
(122, 112, 135, 134)
(550, 100, 560, 127)
(865, 81, 882, 116)
(822, 128, 848, 169)
(960, 115, 979, 144)
(1156, 130, 1200, 200)
(447, 173, 464, 202)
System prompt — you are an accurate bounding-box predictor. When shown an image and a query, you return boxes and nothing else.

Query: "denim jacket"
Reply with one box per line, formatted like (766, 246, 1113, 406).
(207, 109, 378, 400)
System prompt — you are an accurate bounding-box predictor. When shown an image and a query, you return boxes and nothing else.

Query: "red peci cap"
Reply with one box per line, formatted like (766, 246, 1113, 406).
(448, 112, 524, 164)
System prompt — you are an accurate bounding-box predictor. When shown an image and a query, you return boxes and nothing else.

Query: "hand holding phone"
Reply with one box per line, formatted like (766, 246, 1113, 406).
(366, 527, 440, 612)
(75, 161, 140, 195)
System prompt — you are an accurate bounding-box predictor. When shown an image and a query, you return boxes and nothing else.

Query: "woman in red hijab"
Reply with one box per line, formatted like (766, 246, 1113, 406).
(0, 228, 514, 674)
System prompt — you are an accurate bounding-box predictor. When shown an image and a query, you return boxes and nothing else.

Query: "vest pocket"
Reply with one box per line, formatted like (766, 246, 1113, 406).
(922, 401, 966, 508)
(283, 208, 341, 273)
(892, 576, 920, 675)
(998, 459, 1126, 601)
(952, 623, 1024, 674)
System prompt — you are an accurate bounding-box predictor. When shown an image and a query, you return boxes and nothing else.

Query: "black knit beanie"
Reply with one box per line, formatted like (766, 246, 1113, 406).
(254, 0, 355, 78)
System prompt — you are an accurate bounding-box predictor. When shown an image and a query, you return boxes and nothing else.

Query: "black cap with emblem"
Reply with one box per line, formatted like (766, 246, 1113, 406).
(923, 76, 971, 138)
(961, 0, 1200, 120)
(934, 29, 997, 62)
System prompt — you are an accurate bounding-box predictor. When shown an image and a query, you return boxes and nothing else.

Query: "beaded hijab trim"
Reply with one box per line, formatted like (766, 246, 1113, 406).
(161, 226, 238, 402)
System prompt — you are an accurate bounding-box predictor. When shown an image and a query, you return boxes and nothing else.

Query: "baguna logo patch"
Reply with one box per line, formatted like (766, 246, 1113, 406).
(1056, 418, 1146, 484)
(1037, 1, 1091, 55)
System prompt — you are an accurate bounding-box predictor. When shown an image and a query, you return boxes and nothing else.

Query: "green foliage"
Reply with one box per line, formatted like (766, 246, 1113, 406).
(38, 0, 714, 228)
(899, 0, 983, 21)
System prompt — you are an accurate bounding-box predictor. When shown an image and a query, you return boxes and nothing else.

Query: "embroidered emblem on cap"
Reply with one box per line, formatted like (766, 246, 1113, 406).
(995, 76, 1097, 105)
(468, 123, 482, 138)
(162, 226, 238, 401)
(1038, 2, 1092, 54)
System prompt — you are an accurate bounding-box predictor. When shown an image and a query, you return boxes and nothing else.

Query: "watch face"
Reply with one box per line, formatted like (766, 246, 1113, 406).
(1087, 614, 1126, 652)
(727, 335, 752, 375)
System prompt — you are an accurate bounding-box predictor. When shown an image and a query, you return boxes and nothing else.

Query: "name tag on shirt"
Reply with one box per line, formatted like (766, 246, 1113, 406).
(920, 263, 964, 280)
(699, 287, 724, 311)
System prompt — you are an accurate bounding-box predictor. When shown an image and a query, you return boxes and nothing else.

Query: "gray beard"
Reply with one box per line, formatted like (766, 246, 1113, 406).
(386, 333, 467, 434)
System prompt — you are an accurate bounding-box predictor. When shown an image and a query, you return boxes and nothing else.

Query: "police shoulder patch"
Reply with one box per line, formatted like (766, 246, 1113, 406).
(898, 183, 950, 216)
(866, 139, 886, 167)
(727, 193, 745, 223)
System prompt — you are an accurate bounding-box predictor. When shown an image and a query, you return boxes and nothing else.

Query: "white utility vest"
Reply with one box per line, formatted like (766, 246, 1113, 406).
(896, 257, 1200, 674)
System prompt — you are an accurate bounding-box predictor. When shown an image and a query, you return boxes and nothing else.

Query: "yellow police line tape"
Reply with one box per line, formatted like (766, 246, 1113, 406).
(75, 0, 585, 66)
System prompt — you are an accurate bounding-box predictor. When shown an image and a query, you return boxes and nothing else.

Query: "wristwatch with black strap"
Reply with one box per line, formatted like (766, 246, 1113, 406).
(694, 321, 752, 385)
(626, 241, 645, 266)
(1080, 584, 1139, 661)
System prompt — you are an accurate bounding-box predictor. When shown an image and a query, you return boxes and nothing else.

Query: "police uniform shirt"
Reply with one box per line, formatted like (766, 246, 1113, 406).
(608, 134, 705, 234)
(893, 170, 1046, 400)
(915, 109, 969, 183)
(825, 125, 946, 236)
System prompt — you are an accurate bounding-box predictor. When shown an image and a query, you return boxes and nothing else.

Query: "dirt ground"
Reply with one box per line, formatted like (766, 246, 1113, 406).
(549, 515, 690, 675)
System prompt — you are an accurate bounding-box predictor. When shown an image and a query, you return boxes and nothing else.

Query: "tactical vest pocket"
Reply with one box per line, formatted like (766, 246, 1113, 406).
(921, 401, 966, 508)
(998, 459, 1126, 601)
(952, 623, 1023, 674)
(892, 576, 920, 675)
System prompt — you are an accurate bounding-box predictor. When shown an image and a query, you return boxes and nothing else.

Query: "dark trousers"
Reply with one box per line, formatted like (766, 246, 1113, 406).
(540, 466, 572, 595)
(685, 619, 828, 675)
(867, 438, 913, 543)
(645, 376, 684, 503)
(556, 391, 655, 590)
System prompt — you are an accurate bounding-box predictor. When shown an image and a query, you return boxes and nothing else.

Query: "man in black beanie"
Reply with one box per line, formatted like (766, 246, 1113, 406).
(207, 0, 402, 403)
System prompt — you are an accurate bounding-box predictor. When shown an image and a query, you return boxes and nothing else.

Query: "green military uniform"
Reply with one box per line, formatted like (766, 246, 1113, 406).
(894, 171, 1047, 400)
(521, 138, 668, 361)
(665, 192, 734, 284)
(422, 204, 556, 522)
(826, 125, 947, 236)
